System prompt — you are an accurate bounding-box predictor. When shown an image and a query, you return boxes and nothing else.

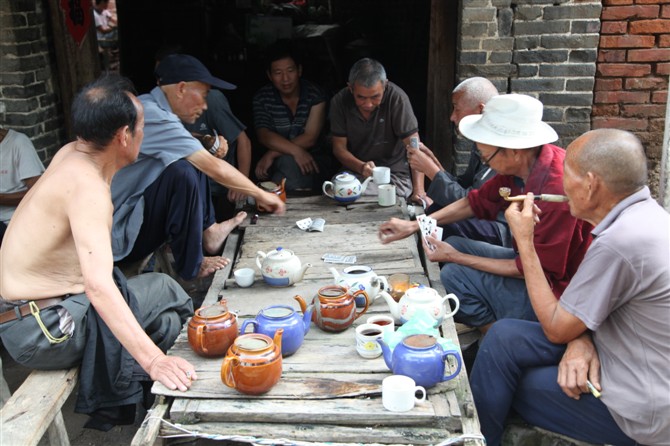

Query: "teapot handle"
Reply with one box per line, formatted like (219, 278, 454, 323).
(256, 251, 267, 270)
(221, 356, 240, 389)
(197, 325, 208, 355)
(441, 349, 463, 382)
(351, 290, 369, 320)
(442, 293, 460, 319)
(373, 276, 390, 302)
(240, 319, 257, 334)
(322, 181, 335, 198)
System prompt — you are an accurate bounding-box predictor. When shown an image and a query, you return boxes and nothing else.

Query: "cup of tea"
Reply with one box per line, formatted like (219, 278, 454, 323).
(355, 323, 384, 359)
(388, 273, 410, 302)
(378, 184, 396, 207)
(382, 375, 426, 412)
(234, 268, 255, 288)
(366, 315, 395, 337)
(372, 166, 391, 184)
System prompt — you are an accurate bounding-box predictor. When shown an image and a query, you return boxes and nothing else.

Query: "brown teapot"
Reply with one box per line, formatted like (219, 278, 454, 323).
(295, 285, 369, 333)
(220, 329, 283, 395)
(187, 300, 238, 358)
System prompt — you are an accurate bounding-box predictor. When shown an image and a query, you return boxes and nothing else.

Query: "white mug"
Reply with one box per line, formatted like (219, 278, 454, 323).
(382, 375, 426, 412)
(378, 184, 396, 207)
(372, 166, 391, 184)
(355, 323, 384, 359)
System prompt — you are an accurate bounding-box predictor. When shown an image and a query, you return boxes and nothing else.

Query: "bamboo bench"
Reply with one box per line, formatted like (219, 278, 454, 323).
(0, 360, 78, 446)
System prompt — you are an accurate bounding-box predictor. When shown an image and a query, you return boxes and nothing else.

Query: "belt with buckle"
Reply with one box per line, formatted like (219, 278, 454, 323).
(0, 297, 65, 325)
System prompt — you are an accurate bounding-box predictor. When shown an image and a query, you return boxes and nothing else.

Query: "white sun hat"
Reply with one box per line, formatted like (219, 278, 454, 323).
(458, 94, 558, 149)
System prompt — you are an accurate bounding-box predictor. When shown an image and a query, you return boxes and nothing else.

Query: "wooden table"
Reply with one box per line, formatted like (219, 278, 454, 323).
(134, 196, 483, 445)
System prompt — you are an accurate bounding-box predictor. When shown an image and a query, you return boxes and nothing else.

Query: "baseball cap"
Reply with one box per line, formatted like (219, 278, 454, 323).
(155, 54, 236, 90)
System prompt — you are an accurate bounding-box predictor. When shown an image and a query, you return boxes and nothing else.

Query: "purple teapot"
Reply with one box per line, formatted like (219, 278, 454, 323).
(378, 334, 462, 388)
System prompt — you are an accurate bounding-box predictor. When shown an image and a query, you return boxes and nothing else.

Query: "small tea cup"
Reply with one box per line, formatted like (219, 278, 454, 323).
(382, 375, 426, 412)
(366, 315, 395, 337)
(234, 268, 255, 288)
(355, 323, 384, 359)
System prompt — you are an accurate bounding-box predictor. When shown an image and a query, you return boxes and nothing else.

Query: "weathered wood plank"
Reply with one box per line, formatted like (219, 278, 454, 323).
(201, 231, 240, 308)
(0, 367, 78, 446)
(131, 396, 170, 446)
(170, 396, 440, 426)
(159, 421, 459, 445)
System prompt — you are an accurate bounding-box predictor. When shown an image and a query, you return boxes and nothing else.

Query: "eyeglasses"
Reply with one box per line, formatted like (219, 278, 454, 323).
(478, 147, 503, 165)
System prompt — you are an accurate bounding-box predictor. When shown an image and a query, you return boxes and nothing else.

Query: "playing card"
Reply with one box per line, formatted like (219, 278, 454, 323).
(296, 218, 313, 230)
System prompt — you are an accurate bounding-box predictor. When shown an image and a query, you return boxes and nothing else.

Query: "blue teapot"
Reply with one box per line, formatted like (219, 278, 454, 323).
(240, 299, 313, 357)
(378, 334, 462, 388)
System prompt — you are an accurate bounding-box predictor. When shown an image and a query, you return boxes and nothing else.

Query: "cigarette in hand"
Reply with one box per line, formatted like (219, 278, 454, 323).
(586, 380, 601, 398)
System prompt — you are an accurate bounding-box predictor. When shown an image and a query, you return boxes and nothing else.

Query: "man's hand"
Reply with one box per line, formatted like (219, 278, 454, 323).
(361, 161, 375, 177)
(408, 143, 443, 179)
(227, 188, 247, 203)
(212, 134, 229, 159)
(255, 152, 275, 180)
(504, 193, 542, 246)
(422, 234, 459, 263)
(379, 217, 418, 244)
(293, 149, 320, 176)
(557, 334, 601, 400)
(148, 354, 197, 392)
(256, 191, 286, 214)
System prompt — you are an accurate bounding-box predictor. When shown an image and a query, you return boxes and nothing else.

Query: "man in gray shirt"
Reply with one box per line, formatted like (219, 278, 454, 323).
(471, 129, 670, 445)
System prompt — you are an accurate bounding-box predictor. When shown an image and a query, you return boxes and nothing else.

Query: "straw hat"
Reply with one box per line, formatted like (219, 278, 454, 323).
(458, 94, 558, 149)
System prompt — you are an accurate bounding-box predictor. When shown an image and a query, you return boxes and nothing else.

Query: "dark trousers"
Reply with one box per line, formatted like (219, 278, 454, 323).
(121, 160, 216, 280)
(470, 319, 636, 446)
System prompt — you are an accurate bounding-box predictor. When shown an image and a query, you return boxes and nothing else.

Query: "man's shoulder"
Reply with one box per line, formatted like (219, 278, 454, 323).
(253, 84, 277, 102)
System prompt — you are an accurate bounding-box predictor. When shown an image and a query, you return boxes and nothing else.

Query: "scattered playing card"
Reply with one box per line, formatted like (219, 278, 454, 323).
(296, 217, 326, 232)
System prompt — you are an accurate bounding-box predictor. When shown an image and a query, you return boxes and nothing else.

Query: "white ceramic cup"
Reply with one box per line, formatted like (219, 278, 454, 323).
(382, 375, 426, 412)
(378, 184, 396, 207)
(355, 323, 384, 359)
(366, 315, 395, 338)
(372, 166, 391, 184)
(234, 268, 255, 287)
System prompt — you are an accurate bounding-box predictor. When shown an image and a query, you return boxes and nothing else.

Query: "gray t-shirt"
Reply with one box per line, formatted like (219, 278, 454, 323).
(559, 187, 670, 445)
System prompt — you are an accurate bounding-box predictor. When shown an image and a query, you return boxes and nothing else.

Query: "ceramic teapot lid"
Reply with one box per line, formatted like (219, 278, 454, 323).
(197, 300, 232, 319)
(261, 306, 294, 318)
(236, 334, 271, 351)
(260, 181, 280, 192)
(403, 334, 437, 348)
(268, 247, 294, 260)
(335, 172, 356, 181)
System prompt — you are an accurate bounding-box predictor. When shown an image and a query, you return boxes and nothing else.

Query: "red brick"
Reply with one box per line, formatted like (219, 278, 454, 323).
(651, 90, 668, 103)
(596, 78, 624, 90)
(603, 0, 633, 5)
(636, 0, 670, 4)
(625, 76, 668, 89)
(630, 19, 670, 34)
(658, 62, 670, 74)
(597, 63, 652, 76)
(600, 35, 656, 48)
(595, 90, 650, 103)
(598, 49, 627, 62)
(628, 48, 670, 62)
(601, 21, 629, 34)
(601, 5, 660, 20)
(592, 117, 648, 131)
(663, 5, 670, 18)
(622, 104, 665, 118)
(591, 104, 621, 116)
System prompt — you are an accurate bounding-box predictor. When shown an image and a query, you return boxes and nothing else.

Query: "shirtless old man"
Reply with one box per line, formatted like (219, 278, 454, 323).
(0, 75, 196, 413)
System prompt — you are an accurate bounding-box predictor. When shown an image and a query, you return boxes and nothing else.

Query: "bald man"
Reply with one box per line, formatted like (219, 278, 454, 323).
(471, 129, 670, 445)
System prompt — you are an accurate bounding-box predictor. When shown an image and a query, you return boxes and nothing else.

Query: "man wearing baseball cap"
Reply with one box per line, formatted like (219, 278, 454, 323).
(379, 94, 592, 332)
(112, 54, 285, 281)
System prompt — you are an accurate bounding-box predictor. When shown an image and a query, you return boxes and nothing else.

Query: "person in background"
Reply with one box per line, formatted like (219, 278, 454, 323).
(379, 94, 592, 332)
(111, 54, 285, 281)
(0, 74, 195, 430)
(92, 0, 118, 70)
(471, 129, 670, 445)
(330, 58, 421, 200)
(252, 43, 329, 192)
(0, 128, 45, 246)
(408, 77, 510, 247)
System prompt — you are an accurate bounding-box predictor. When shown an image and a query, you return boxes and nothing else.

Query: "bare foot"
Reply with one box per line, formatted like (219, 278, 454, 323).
(203, 211, 247, 254)
(197, 256, 230, 278)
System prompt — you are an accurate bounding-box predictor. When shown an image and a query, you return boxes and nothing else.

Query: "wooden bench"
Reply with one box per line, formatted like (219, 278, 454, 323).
(0, 361, 78, 446)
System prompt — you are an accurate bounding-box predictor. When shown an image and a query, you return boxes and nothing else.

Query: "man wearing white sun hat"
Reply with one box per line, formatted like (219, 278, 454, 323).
(379, 94, 593, 331)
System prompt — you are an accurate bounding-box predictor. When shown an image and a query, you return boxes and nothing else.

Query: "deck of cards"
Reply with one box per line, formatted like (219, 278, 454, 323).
(321, 253, 357, 264)
(417, 214, 442, 251)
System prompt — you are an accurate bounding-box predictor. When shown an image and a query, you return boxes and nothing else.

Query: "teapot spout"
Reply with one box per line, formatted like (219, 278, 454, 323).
(295, 263, 312, 283)
(377, 338, 393, 371)
(294, 295, 308, 314)
(329, 266, 341, 283)
(379, 290, 400, 322)
(360, 176, 373, 194)
(295, 296, 314, 335)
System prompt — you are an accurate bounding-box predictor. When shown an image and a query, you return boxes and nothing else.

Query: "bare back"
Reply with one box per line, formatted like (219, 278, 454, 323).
(0, 142, 114, 301)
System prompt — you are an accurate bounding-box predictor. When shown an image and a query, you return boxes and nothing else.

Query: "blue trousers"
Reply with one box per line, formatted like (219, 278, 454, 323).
(121, 160, 216, 280)
(471, 319, 636, 446)
(440, 236, 536, 327)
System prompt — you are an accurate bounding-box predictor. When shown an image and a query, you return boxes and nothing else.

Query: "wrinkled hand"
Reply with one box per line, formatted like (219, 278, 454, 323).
(256, 191, 286, 214)
(227, 188, 247, 203)
(379, 217, 418, 244)
(255, 153, 275, 180)
(212, 135, 229, 159)
(148, 354, 197, 392)
(408, 143, 443, 176)
(410, 191, 430, 207)
(422, 234, 458, 263)
(293, 149, 320, 176)
(504, 193, 542, 246)
(361, 161, 375, 177)
(557, 335, 600, 400)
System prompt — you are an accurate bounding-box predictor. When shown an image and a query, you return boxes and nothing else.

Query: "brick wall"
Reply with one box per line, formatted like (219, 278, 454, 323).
(457, 0, 603, 167)
(593, 0, 669, 194)
(0, 0, 64, 164)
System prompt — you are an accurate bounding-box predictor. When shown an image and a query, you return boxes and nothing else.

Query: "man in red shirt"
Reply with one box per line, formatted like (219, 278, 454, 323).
(379, 94, 592, 332)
